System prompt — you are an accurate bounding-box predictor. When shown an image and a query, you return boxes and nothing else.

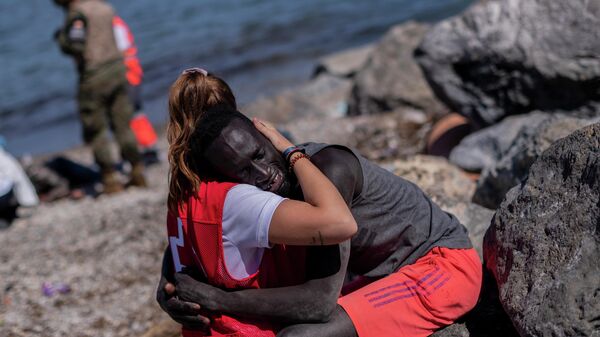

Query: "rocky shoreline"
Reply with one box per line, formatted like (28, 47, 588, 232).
(1, 0, 599, 336)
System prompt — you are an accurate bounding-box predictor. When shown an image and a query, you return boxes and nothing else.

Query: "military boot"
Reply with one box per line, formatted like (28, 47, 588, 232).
(128, 162, 147, 188)
(102, 170, 124, 194)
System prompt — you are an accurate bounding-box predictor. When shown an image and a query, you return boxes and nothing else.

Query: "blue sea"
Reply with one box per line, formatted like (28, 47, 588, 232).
(0, 0, 472, 156)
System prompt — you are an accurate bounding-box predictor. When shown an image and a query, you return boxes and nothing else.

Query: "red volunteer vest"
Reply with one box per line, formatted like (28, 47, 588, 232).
(166, 181, 306, 337)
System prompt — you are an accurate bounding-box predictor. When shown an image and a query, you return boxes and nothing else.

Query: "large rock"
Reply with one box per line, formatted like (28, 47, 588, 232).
(483, 123, 600, 336)
(416, 0, 600, 128)
(474, 116, 600, 209)
(243, 74, 352, 124)
(449, 112, 550, 172)
(284, 108, 432, 162)
(392, 155, 476, 203)
(313, 44, 374, 79)
(347, 22, 447, 117)
(431, 322, 470, 337)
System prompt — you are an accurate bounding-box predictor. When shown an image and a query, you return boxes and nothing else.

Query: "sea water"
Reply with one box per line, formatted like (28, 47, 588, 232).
(0, 0, 472, 156)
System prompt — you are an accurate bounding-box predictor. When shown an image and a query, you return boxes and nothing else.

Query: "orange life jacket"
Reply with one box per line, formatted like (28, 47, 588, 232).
(112, 15, 143, 86)
(129, 113, 157, 148)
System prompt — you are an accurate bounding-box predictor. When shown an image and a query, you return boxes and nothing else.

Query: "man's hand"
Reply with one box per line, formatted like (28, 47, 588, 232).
(173, 272, 224, 313)
(156, 248, 211, 331)
(156, 273, 211, 331)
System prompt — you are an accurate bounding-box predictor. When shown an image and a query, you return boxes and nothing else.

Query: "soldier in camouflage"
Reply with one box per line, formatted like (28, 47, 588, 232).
(53, 0, 146, 193)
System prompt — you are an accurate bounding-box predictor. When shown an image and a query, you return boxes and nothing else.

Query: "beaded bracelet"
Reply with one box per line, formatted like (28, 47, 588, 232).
(285, 148, 305, 162)
(282, 146, 306, 162)
(288, 153, 310, 172)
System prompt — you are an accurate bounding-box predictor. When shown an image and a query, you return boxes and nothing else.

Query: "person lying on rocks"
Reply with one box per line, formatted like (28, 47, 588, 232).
(157, 69, 482, 337)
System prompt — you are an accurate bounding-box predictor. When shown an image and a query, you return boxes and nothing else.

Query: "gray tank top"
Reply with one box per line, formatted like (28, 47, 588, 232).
(300, 143, 472, 277)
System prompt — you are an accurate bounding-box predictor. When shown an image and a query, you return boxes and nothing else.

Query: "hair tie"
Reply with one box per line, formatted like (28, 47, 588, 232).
(182, 67, 208, 76)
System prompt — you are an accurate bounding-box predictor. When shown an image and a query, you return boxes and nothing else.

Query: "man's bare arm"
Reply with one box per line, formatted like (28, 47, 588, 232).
(173, 147, 362, 323)
(175, 240, 350, 323)
(156, 248, 210, 330)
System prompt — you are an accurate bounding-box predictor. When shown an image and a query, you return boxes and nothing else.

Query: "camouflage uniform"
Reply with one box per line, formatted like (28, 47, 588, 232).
(55, 0, 144, 191)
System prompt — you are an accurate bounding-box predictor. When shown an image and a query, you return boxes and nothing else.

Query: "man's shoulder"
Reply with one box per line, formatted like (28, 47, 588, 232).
(309, 145, 363, 198)
(310, 145, 359, 169)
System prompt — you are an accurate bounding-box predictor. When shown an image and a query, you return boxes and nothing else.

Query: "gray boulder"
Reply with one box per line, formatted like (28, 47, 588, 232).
(347, 22, 447, 117)
(416, 0, 600, 128)
(313, 44, 374, 79)
(431, 323, 470, 337)
(449, 112, 550, 172)
(474, 115, 600, 209)
(392, 155, 476, 204)
(243, 74, 352, 124)
(285, 108, 431, 162)
(483, 123, 600, 336)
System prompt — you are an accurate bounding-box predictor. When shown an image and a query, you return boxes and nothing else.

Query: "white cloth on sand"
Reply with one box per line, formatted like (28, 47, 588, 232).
(0, 148, 39, 207)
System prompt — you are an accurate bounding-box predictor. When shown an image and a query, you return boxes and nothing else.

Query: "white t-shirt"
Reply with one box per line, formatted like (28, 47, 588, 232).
(222, 184, 286, 279)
